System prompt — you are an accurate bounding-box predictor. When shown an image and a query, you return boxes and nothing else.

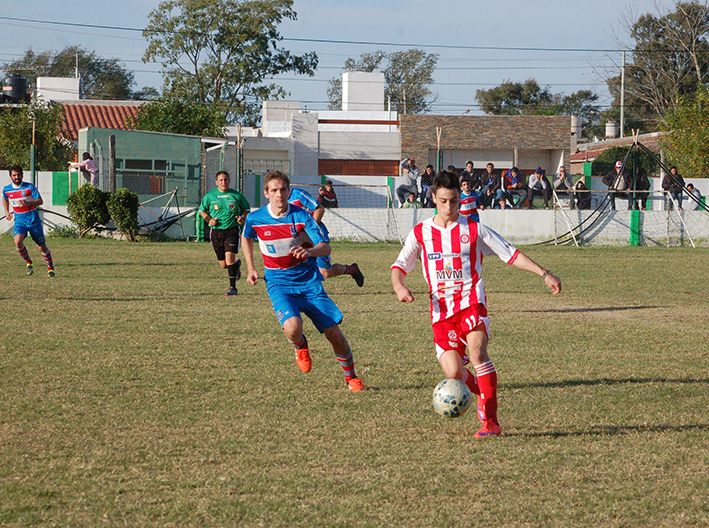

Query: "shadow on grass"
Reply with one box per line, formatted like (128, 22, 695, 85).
(505, 377, 709, 390)
(517, 423, 709, 438)
(515, 305, 664, 314)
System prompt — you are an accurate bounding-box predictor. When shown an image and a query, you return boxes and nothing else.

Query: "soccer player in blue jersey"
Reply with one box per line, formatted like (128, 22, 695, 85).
(3, 165, 55, 277)
(241, 171, 366, 391)
(288, 186, 364, 287)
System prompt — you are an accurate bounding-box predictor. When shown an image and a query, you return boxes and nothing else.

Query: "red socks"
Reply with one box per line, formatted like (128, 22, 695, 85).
(475, 361, 498, 423)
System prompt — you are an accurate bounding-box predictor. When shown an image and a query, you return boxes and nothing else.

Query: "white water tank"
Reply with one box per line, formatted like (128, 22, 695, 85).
(570, 115, 582, 136)
(605, 121, 619, 138)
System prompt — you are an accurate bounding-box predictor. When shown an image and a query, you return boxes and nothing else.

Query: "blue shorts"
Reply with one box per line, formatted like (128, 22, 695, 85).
(267, 281, 343, 333)
(14, 216, 46, 246)
(315, 222, 331, 270)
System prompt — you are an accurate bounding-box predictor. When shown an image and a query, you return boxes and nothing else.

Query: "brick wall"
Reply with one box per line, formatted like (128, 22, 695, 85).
(400, 115, 572, 165)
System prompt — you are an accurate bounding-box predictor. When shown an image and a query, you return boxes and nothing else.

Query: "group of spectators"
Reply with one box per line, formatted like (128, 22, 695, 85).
(603, 163, 704, 211)
(398, 158, 592, 210)
(399, 157, 705, 212)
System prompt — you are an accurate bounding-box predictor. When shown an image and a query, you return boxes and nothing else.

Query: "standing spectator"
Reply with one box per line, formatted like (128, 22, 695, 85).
(403, 191, 421, 208)
(686, 183, 704, 211)
(525, 167, 552, 209)
(502, 167, 525, 208)
(602, 161, 628, 210)
(629, 168, 651, 211)
(420, 164, 435, 207)
(69, 152, 99, 187)
(397, 157, 420, 206)
(662, 166, 685, 210)
(318, 180, 338, 209)
(573, 180, 592, 210)
(3, 165, 56, 277)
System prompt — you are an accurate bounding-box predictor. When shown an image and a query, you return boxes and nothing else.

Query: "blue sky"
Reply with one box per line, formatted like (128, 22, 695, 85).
(1, 0, 680, 115)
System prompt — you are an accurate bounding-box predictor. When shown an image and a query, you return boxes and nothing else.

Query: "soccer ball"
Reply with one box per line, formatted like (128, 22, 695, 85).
(432, 378, 472, 418)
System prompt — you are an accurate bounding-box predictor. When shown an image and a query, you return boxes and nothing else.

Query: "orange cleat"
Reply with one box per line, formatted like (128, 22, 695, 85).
(347, 377, 367, 392)
(295, 348, 312, 373)
(475, 420, 502, 438)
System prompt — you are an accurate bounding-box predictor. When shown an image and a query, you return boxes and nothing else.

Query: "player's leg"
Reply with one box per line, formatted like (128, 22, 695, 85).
(316, 223, 364, 287)
(302, 284, 365, 391)
(28, 222, 54, 277)
(223, 228, 242, 293)
(466, 328, 501, 437)
(433, 320, 481, 401)
(13, 230, 34, 275)
(212, 229, 237, 296)
(269, 287, 311, 373)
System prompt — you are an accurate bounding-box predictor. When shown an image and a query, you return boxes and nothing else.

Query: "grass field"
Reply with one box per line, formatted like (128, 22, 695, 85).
(1, 237, 708, 527)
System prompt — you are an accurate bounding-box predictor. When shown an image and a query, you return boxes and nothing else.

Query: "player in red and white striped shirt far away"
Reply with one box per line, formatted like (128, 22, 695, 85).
(391, 170, 561, 438)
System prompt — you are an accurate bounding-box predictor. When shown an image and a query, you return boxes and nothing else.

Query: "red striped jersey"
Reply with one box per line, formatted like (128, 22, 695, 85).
(459, 191, 478, 217)
(392, 215, 520, 323)
(288, 187, 319, 216)
(3, 182, 41, 225)
(242, 203, 325, 284)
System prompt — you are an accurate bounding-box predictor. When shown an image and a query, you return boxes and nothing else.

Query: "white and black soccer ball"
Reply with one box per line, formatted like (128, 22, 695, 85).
(432, 378, 472, 418)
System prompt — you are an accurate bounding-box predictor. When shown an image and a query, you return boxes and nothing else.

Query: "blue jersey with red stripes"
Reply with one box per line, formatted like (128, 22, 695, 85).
(242, 203, 325, 285)
(3, 182, 41, 227)
(288, 187, 320, 215)
(460, 191, 479, 219)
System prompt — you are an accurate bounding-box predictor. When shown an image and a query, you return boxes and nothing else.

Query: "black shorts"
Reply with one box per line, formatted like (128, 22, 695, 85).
(210, 226, 241, 261)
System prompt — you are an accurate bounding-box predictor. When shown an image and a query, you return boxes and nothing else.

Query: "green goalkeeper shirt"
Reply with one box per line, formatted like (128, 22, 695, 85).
(198, 187, 251, 230)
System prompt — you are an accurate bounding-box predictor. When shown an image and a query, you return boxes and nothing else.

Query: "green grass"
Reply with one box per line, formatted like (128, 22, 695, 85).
(1, 238, 708, 527)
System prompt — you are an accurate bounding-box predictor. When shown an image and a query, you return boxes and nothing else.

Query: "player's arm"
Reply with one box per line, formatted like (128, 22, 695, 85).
(312, 204, 325, 224)
(3, 195, 12, 220)
(241, 235, 259, 285)
(289, 241, 330, 261)
(391, 267, 415, 303)
(511, 252, 562, 294)
(199, 208, 218, 227)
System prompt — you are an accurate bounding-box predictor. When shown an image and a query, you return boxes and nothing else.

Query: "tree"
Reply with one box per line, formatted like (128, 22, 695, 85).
(606, 1, 709, 129)
(66, 185, 111, 238)
(476, 79, 600, 137)
(3, 46, 146, 100)
(0, 101, 73, 171)
(475, 79, 554, 115)
(142, 0, 317, 126)
(128, 97, 227, 137)
(663, 84, 709, 178)
(326, 49, 438, 114)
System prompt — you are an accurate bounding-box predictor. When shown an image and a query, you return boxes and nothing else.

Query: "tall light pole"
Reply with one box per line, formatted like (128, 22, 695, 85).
(620, 51, 626, 138)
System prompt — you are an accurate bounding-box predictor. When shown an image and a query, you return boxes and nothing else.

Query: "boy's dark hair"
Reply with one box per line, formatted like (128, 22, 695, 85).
(9, 165, 23, 176)
(432, 170, 460, 193)
(510, 166, 519, 174)
(216, 170, 230, 179)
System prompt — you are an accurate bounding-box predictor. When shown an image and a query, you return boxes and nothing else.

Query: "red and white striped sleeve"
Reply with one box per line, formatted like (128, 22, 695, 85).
(476, 223, 520, 265)
(391, 225, 422, 276)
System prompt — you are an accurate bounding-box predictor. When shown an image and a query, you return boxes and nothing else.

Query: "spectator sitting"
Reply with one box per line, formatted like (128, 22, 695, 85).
(502, 166, 525, 208)
(397, 157, 420, 206)
(318, 180, 338, 208)
(480, 162, 503, 208)
(525, 167, 552, 209)
(686, 183, 704, 211)
(553, 166, 571, 196)
(573, 180, 592, 210)
(402, 191, 421, 209)
(478, 185, 496, 209)
(662, 166, 685, 210)
(420, 164, 435, 207)
(460, 161, 480, 193)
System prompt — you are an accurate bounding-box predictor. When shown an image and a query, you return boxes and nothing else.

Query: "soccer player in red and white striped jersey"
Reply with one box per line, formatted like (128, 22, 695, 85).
(391, 170, 561, 437)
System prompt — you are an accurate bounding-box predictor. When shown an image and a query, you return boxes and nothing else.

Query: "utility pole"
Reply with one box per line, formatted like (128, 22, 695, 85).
(620, 51, 626, 139)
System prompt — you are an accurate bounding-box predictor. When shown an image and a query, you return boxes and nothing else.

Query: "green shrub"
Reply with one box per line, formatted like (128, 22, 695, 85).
(66, 185, 110, 237)
(107, 188, 140, 241)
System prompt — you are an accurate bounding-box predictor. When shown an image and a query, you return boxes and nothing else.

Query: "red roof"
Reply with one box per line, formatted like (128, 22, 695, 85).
(61, 100, 143, 140)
